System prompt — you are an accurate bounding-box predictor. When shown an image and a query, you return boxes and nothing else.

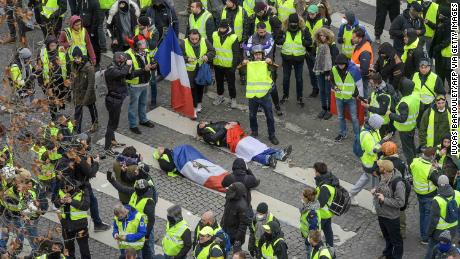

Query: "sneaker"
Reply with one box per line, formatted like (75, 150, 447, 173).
(334, 134, 346, 142)
(297, 98, 305, 108)
(140, 120, 155, 128)
(323, 111, 333, 120)
(420, 240, 428, 245)
(280, 95, 289, 104)
(350, 195, 359, 206)
(94, 222, 111, 232)
(213, 95, 225, 106)
(309, 88, 319, 98)
(375, 37, 381, 45)
(130, 127, 142, 134)
(105, 149, 119, 156)
(317, 110, 326, 119)
(111, 140, 125, 147)
(251, 131, 259, 137)
(281, 145, 292, 161)
(196, 103, 202, 113)
(230, 98, 237, 109)
(268, 155, 277, 168)
(269, 136, 279, 145)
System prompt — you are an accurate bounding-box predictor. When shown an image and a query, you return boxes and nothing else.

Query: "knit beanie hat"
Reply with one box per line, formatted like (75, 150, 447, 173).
(439, 230, 451, 243)
(18, 48, 32, 60)
(254, 1, 267, 13)
(438, 175, 450, 187)
(256, 202, 268, 214)
(368, 114, 385, 130)
(335, 53, 348, 65)
(288, 13, 299, 24)
(72, 46, 83, 58)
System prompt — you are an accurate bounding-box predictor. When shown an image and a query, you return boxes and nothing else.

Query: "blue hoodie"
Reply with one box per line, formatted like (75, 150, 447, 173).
(112, 205, 147, 242)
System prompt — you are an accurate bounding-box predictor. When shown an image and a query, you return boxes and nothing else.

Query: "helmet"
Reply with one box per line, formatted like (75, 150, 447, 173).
(381, 141, 397, 156)
(251, 44, 264, 54)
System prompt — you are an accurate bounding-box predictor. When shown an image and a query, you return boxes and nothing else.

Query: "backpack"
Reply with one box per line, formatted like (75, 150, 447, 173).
(328, 185, 351, 216)
(390, 176, 411, 211)
(195, 63, 213, 86)
(441, 195, 459, 224)
(214, 229, 232, 256)
(384, 83, 400, 110)
(352, 130, 364, 158)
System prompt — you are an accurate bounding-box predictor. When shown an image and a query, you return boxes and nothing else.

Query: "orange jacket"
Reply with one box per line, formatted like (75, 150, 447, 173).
(351, 41, 374, 66)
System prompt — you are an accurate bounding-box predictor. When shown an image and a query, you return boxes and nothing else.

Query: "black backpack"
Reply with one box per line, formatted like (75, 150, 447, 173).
(328, 185, 351, 216)
(441, 195, 459, 224)
(390, 176, 411, 211)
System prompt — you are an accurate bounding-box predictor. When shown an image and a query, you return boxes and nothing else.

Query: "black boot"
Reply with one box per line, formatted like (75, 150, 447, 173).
(309, 88, 319, 98)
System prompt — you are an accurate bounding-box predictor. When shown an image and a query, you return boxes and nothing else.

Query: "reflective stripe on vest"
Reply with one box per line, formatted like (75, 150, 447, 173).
(185, 38, 207, 71)
(128, 192, 153, 215)
(424, 2, 439, 38)
(427, 109, 451, 147)
(243, 0, 255, 17)
(401, 37, 419, 63)
(189, 11, 212, 39)
(193, 242, 223, 259)
(58, 190, 88, 220)
(351, 41, 374, 66)
(441, 43, 452, 58)
(41, 0, 63, 18)
(281, 31, 306, 56)
(221, 7, 244, 41)
(115, 211, 146, 250)
(331, 66, 356, 100)
(433, 191, 460, 230)
(369, 91, 391, 124)
(412, 72, 438, 105)
(65, 28, 88, 61)
(394, 95, 420, 132)
(162, 220, 190, 256)
(246, 61, 273, 98)
(261, 237, 284, 258)
(276, 0, 295, 22)
(254, 17, 272, 33)
(306, 19, 324, 47)
(125, 48, 152, 85)
(410, 158, 437, 195)
(10, 64, 25, 89)
(40, 48, 67, 82)
(212, 32, 238, 68)
(360, 129, 382, 168)
(342, 26, 354, 58)
(316, 184, 335, 219)
(99, 0, 116, 9)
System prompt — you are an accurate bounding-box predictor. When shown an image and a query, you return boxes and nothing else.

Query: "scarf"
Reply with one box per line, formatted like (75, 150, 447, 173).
(119, 9, 133, 40)
(313, 43, 332, 74)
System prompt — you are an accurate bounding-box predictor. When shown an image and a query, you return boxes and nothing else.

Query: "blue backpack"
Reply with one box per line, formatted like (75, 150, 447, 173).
(352, 131, 364, 158)
(215, 229, 232, 255)
(442, 195, 459, 224)
(195, 63, 213, 86)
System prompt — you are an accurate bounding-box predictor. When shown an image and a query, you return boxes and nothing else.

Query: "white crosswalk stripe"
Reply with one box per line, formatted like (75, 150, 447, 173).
(360, 0, 407, 12)
(97, 130, 357, 246)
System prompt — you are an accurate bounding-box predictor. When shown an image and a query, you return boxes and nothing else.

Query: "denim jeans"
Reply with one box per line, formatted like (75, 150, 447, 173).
(350, 172, 379, 196)
(248, 94, 275, 138)
(317, 73, 331, 110)
(150, 72, 157, 106)
(282, 59, 304, 99)
(0, 215, 24, 253)
(88, 186, 103, 226)
(336, 98, 360, 137)
(252, 148, 284, 165)
(305, 52, 318, 91)
(142, 228, 155, 259)
(305, 238, 312, 259)
(128, 85, 149, 128)
(417, 195, 432, 241)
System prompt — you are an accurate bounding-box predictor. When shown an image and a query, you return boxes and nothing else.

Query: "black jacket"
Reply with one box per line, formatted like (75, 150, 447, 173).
(257, 221, 288, 259)
(221, 182, 250, 243)
(197, 121, 228, 147)
(314, 172, 340, 209)
(107, 6, 138, 50)
(77, 0, 100, 34)
(375, 42, 404, 90)
(73, 157, 99, 183)
(222, 158, 260, 205)
(40, 0, 67, 21)
(157, 148, 180, 175)
(54, 188, 90, 231)
(186, 9, 217, 41)
(389, 9, 426, 53)
(402, 38, 425, 78)
(428, 185, 456, 239)
(104, 62, 131, 99)
(389, 77, 415, 127)
(146, 0, 179, 40)
(247, 9, 282, 40)
(222, 5, 249, 43)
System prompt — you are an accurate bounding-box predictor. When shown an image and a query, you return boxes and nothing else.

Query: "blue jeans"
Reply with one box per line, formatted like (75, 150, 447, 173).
(248, 94, 275, 138)
(305, 238, 312, 259)
(142, 228, 155, 259)
(336, 98, 360, 137)
(0, 215, 24, 253)
(317, 73, 331, 110)
(128, 85, 149, 128)
(282, 59, 304, 99)
(418, 195, 432, 241)
(252, 148, 284, 165)
(150, 72, 157, 106)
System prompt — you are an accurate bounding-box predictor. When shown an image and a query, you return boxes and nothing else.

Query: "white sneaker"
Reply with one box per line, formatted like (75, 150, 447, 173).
(230, 98, 237, 109)
(350, 195, 359, 206)
(196, 103, 202, 113)
(213, 95, 224, 106)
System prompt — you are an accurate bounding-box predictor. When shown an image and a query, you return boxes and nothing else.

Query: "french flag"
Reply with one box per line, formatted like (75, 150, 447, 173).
(173, 145, 228, 192)
(154, 27, 196, 119)
(226, 125, 268, 162)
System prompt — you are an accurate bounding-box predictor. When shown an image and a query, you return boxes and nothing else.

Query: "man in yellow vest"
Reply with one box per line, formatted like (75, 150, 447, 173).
(193, 226, 225, 259)
(413, 59, 445, 124)
(8, 47, 36, 103)
(187, 1, 216, 40)
(419, 95, 451, 148)
(257, 221, 287, 258)
(113, 204, 147, 258)
(247, 2, 282, 38)
(389, 78, 420, 168)
(53, 178, 91, 258)
(248, 202, 280, 258)
(338, 11, 369, 57)
(410, 147, 441, 244)
(162, 204, 192, 259)
(240, 44, 279, 144)
(221, 0, 248, 44)
(193, 211, 225, 249)
(426, 175, 460, 258)
(421, 0, 439, 52)
(401, 28, 425, 79)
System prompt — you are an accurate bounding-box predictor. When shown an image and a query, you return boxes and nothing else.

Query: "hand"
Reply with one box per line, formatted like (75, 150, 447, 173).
(376, 193, 384, 202)
(385, 110, 392, 116)
(118, 235, 126, 241)
(106, 171, 113, 181)
(265, 58, 272, 64)
(202, 55, 208, 62)
(126, 60, 133, 66)
(370, 188, 376, 194)
(242, 59, 249, 65)
(144, 64, 152, 71)
(94, 155, 100, 163)
(112, 39, 118, 45)
(440, 148, 447, 156)
(187, 57, 196, 63)
(63, 196, 72, 204)
(361, 102, 369, 108)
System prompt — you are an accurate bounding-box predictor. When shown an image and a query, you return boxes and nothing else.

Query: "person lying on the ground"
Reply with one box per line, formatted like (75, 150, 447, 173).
(153, 145, 229, 192)
(197, 121, 292, 168)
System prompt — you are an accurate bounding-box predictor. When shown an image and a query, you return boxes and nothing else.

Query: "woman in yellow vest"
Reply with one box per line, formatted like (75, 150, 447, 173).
(113, 204, 147, 258)
(58, 15, 97, 65)
(181, 29, 215, 113)
(299, 187, 321, 258)
(257, 221, 288, 259)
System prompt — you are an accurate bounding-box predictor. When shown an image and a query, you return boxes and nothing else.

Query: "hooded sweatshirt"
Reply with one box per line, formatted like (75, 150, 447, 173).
(315, 172, 340, 209)
(222, 158, 260, 206)
(427, 185, 456, 238)
(375, 42, 404, 88)
(58, 15, 97, 64)
(389, 8, 426, 53)
(107, 0, 139, 50)
(373, 170, 406, 219)
(221, 182, 250, 243)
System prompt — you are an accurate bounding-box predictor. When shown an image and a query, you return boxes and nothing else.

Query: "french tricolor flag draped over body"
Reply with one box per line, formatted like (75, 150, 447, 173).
(173, 145, 228, 192)
(226, 125, 269, 162)
(154, 27, 196, 119)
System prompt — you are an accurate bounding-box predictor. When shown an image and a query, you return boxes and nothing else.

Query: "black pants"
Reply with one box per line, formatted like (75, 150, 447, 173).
(40, 17, 63, 38)
(270, 71, 280, 108)
(192, 86, 204, 107)
(104, 95, 124, 150)
(321, 218, 333, 247)
(375, 0, 400, 38)
(378, 216, 403, 259)
(435, 59, 452, 91)
(88, 31, 101, 67)
(215, 66, 236, 98)
(399, 130, 416, 169)
(62, 227, 91, 259)
(75, 103, 98, 134)
(68, 0, 79, 15)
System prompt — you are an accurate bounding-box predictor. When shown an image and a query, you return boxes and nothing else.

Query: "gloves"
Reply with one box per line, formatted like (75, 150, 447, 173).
(106, 171, 114, 182)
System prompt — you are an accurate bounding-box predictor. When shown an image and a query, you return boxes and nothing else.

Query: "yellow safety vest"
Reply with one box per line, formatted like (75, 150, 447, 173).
(35, 254, 66, 259)
(360, 129, 382, 168)
(40, 47, 67, 82)
(10, 63, 32, 89)
(162, 220, 190, 256)
(412, 72, 438, 105)
(157, 153, 179, 177)
(125, 48, 152, 85)
(58, 190, 88, 220)
(212, 32, 238, 68)
(426, 109, 451, 147)
(139, 0, 151, 9)
(305, 18, 324, 47)
(114, 211, 146, 250)
(193, 242, 223, 259)
(204, 127, 221, 146)
(221, 6, 244, 41)
(401, 37, 419, 63)
(369, 91, 391, 125)
(331, 66, 356, 100)
(65, 28, 88, 62)
(31, 144, 47, 160)
(99, 0, 116, 10)
(423, 2, 439, 38)
(243, 0, 255, 17)
(189, 11, 213, 39)
(441, 44, 452, 58)
(410, 157, 437, 195)
(300, 209, 321, 238)
(315, 184, 335, 219)
(311, 246, 333, 259)
(254, 17, 272, 33)
(393, 95, 420, 132)
(184, 38, 208, 72)
(128, 192, 153, 216)
(281, 30, 306, 56)
(246, 61, 273, 98)
(39, 162, 56, 181)
(41, 0, 64, 18)
(260, 237, 284, 258)
(2, 187, 24, 212)
(276, 0, 295, 23)
(342, 26, 354, 58)
(433, 191, 460, 230)
(251, 213, 274, 247)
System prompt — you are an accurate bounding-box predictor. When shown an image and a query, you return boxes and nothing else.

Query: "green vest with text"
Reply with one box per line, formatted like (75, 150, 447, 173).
(162, 220, 190, 256)
(410, 157, 437, 195)
(393, 95, 420, 132)
(212, 32, 238, 68)
(246, 61, 273, 98)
